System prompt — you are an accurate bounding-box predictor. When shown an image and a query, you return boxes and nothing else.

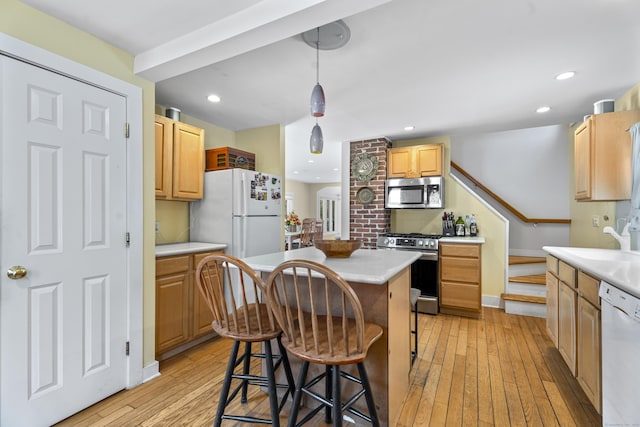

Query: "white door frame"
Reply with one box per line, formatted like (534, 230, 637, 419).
(0, 33, 144, 388)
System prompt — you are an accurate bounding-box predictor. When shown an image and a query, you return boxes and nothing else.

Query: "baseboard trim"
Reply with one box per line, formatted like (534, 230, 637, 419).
(142, 361, 160, 384)
(482, 295, 503, 309)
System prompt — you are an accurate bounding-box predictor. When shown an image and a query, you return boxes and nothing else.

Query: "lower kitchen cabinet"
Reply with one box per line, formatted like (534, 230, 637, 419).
(576, 271, 601, 413)
(545, 270, 559, 346)
(558, 279, 577, 375)
(439, 243, 482, 317)
(156, 250, 222, 359)
(545, 257, 601, 414)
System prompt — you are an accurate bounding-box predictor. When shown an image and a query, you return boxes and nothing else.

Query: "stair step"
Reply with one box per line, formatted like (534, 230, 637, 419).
(509, 255, 546, 265)
(501, 293, 546, 304)
(509, 274, 546, 285)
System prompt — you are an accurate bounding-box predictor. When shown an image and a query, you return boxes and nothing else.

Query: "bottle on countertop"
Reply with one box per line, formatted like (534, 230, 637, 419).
(470, 214, 478, 237)
(455, 216, 465, 236)
(465, 215, 471, 236)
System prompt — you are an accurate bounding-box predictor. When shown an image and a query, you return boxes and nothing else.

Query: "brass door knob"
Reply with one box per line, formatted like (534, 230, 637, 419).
(7, 266, 27, 280)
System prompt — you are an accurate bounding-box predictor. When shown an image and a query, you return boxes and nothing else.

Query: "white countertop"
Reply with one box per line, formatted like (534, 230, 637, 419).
(242, 247, 422, 285)
(439, 236, 485, 244)
(543, 246, 640, 298)
(155, 241, 227, 257)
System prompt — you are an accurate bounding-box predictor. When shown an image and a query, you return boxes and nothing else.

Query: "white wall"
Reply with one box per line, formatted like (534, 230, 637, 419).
(450, 125, 571, 254)
(450, 125, 570, 218)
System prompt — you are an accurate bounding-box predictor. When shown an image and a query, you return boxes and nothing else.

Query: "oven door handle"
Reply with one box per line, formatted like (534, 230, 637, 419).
(418, 252, 438, 261)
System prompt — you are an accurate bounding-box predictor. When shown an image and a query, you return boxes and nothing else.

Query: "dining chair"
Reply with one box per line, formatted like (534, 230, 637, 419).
(298, 218, 315, 247)
(195, 254, 296, 427)
(266, 260, 382, 427)
(312, 218, 324, 243)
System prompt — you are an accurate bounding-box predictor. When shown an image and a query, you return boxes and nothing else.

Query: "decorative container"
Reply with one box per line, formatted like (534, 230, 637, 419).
(205, 147, 256, 171)
(314, 239, 361, 258)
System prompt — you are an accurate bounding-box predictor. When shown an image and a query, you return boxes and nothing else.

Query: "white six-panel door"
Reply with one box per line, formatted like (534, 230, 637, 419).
(0, 54, 128, 426)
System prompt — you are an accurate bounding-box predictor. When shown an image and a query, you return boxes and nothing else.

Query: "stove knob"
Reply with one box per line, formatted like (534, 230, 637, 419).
(418, 240, 424, 246)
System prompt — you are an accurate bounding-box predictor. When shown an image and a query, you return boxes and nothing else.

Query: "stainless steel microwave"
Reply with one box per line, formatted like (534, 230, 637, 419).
(385, 176, 444, 209)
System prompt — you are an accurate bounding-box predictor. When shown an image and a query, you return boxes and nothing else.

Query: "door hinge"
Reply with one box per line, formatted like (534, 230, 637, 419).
(125, 122, 130, 138)
(125, 232, 130, 247)
(126, 341, 130, 356)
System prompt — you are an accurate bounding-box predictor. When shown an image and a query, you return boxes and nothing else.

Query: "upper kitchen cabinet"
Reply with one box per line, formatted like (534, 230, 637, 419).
(155, 115, 205, 201)
(574, 110, 640, 201)
(387, 144, 443, 178)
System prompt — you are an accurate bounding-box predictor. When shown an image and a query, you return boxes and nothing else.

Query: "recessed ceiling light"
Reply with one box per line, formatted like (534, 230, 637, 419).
(404, 126, 415, 131)
(293, 171, 299, 174)
(536, 106, 551, 113)
(315, 176, 321, 180)
(308, 159, 314, 164)
(207, 94, 221, 103)
(555, 71, 575, 80)
(333, 168, 339, 172)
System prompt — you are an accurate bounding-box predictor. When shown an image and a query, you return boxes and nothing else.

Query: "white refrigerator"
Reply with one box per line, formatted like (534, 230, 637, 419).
(190, 168, 282, 258)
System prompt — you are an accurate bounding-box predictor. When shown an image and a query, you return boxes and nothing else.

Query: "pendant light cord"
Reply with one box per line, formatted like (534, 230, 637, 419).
(316, 27, 320, 84)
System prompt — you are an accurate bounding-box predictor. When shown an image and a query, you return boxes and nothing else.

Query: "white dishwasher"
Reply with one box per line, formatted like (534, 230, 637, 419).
(599, 281, 640, 426)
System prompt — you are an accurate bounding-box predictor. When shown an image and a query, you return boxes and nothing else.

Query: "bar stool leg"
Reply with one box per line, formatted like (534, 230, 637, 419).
(287, 360, 310, 427)
(241, 342, 252, 403)
(412, 301, 418, 365)
(357, 362, 380, 427)
(264, 340, 280, 427)
(325, 365, 333, 423)
(276, 336, 296, 411)
(332, 365, 342, 427)
(215, 340, 241, 427)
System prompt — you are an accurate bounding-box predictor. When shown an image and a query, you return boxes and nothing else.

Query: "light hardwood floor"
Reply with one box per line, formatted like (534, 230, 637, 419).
(55, 307, 601, 426)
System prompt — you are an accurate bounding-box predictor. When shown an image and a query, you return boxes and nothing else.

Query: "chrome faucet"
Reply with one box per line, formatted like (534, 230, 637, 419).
(603, 223, 631, 252)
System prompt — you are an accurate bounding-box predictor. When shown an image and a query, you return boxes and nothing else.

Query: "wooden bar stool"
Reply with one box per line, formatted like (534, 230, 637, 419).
(266, 260, 383, 427)
(195, 254, 296, 427)
(410, 288, 421, 365)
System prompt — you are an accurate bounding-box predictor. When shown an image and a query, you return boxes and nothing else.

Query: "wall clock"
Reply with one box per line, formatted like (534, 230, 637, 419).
(351, 152, 378, 182)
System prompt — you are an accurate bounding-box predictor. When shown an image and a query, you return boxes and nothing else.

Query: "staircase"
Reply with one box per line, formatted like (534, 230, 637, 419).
(501, 256, 547, 318)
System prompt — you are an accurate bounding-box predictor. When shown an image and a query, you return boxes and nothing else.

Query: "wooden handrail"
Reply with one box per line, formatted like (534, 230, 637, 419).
(451, 161, 571, 224)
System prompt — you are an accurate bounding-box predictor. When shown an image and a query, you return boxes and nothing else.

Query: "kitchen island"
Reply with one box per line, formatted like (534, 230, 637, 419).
(242, 247, 421, 426)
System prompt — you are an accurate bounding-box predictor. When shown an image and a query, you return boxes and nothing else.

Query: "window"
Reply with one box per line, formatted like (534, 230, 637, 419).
(285, 192, 294, 215)
(317, 186, 341, 237)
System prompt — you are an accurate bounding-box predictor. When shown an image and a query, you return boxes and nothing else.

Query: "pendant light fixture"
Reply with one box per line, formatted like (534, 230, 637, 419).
(302, 20, 350, 154)
(310, 119, 324, 154)
(310, 27, 325, 117)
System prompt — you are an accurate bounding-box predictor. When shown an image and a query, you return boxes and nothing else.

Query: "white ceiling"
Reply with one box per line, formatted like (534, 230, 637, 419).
(21, 0, 640, 183)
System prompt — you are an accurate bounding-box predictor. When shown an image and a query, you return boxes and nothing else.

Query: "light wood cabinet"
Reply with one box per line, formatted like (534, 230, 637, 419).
(558, 279, 577, 375)
(576, 271, 601, 413)
(387, 144, 442, 178)
(545, 256, 602, 414)
(155, 250, 222, 359)
(574, 110, 640, 201)
(155, 115, 205, 201)
(546, 270, 559, 346)
(439, 243, 481, 317)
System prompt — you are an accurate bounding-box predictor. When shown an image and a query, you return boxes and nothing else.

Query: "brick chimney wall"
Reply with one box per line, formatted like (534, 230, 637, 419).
(349, 138, 392, 249)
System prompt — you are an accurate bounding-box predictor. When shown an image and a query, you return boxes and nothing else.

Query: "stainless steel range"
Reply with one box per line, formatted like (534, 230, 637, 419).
(377, 233, 440, 314)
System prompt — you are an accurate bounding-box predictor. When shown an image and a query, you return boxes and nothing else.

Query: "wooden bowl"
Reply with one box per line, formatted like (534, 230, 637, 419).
(314, 239, 362, 258)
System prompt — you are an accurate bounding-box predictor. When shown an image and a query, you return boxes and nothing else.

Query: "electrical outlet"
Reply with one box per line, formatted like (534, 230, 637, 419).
(155, 221, 160, 233)
(592, 215, 600, 227)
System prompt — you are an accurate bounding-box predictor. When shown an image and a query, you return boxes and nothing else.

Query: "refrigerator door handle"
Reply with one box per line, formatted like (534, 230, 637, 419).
(240, 172, 248, 216)
(240, 216, 247, 258)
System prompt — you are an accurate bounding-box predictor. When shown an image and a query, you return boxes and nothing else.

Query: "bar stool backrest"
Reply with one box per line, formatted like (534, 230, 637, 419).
(266, 260, 368, 364)
(196, 254, 279, 341)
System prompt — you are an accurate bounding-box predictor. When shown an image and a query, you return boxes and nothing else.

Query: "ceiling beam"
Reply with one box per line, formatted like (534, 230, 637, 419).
(134, 0, 392, 82)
